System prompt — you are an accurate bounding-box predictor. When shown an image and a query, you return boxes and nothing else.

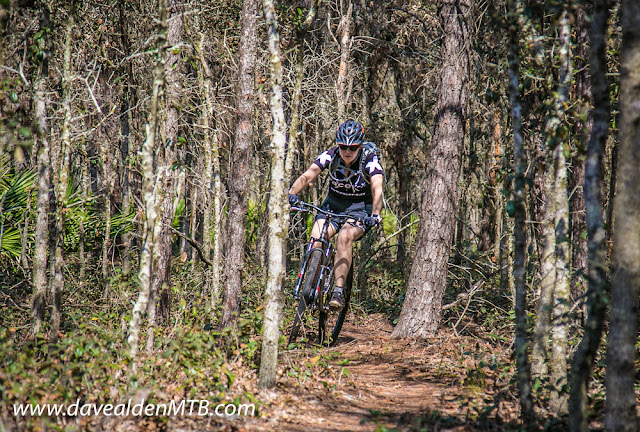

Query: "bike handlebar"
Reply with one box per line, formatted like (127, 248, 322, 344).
(290, 201, 366, 224)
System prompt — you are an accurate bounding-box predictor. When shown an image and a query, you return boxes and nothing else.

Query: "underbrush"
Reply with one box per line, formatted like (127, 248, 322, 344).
(0, 262, 263, 431)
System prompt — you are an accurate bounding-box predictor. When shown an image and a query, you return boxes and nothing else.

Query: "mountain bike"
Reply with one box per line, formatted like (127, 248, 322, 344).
(288, 202, 364, 346)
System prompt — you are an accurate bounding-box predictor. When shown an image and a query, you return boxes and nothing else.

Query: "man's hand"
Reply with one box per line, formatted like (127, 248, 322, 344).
(288, 193, 299, 206)
(364, 214, 382, 228)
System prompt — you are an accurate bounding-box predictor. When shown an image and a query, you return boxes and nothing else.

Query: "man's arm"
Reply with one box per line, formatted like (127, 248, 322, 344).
(370, 174, 383, 216)
(289, 164, 322, 195)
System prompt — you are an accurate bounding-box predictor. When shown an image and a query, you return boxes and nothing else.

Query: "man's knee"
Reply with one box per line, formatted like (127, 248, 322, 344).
(310, 220, 324, 237)
(337, 228, 357, 246)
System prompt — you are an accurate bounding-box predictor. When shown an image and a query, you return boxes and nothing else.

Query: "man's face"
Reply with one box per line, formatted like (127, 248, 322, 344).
(338, 143, 362, 165)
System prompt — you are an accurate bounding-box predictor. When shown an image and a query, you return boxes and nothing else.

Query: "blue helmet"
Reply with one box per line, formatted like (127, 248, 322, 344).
(335, 120, 365, 146)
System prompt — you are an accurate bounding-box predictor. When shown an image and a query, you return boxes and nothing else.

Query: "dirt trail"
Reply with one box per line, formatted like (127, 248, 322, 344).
(244, 314, 518, 432)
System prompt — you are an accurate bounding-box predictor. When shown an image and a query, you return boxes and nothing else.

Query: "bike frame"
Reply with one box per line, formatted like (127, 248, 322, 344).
(291, 202, 363, 310)
(288, 201, 367, 346)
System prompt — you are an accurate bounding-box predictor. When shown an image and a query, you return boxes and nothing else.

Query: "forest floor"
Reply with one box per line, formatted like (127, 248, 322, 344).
(228, 313, 522, 432)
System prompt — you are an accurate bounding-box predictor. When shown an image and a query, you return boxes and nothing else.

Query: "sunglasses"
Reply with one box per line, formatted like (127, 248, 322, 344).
(338, 144, 359, 152)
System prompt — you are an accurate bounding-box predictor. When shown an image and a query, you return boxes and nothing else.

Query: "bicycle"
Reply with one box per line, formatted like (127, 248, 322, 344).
(288, 201, 365, 347)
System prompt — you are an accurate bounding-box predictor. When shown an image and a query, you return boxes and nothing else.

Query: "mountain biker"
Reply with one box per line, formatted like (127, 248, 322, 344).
(288, 120, 384, 310)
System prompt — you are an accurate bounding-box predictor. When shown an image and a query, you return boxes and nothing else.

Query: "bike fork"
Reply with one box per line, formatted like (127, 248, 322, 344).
(293, 237, 318, 300)
(316, 244, 334, 312)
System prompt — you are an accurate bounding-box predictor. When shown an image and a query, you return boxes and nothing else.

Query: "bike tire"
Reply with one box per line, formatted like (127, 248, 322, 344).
(302, 249, 323, 302)
(288, 249, 323, 345)
(319, 263, 353, 346)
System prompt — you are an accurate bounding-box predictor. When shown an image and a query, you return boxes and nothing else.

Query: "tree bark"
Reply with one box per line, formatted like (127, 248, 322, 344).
(100, 128, 115, 298)
(128, 0, 168, 365)
(335, 2, 353, 120)
(605, 1, 640, 430)
(258, 0, 289, 388)
(220, 0, 258, 328)
(220, 0, 258, 330)
(507, 0, 534, 425)
(568, 1, 611, 430)
(30, 5, 51, 337)
(550, 141, 570, 415)
(49, 2, 75, 343)
(569, 5, 591, 309)
(155, 0, 184, 326)
(547, 9, 572, 415)
(118, 0, 135, 276)
(195, 34, 224, 311)
(391, 0, 471, 338)
(530, 162, 555, 381)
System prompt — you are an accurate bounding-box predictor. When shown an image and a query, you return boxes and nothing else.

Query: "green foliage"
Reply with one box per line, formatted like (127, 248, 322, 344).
(0, 324, 128, 430)
(0, 153, 36, 260)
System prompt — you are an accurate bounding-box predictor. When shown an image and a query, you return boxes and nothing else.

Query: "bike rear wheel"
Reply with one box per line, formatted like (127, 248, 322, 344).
(288, 249, 323, 345)
(318, 263, 353, 346)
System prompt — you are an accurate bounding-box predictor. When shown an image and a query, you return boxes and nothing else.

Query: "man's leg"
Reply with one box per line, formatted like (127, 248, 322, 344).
(330, 222, 364, 309)
(309, 219, 336, 249)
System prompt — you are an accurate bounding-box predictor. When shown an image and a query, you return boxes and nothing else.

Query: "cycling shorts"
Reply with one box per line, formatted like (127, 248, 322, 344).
(315, 197, 373, 238)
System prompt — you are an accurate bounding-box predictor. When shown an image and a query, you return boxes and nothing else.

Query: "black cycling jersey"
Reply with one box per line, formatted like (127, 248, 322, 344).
(313, 146, 384, 205)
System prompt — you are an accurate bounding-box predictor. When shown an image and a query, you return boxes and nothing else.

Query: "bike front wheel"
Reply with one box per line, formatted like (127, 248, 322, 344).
(288, 249, 323, 345)
(318, 263, 353, 346)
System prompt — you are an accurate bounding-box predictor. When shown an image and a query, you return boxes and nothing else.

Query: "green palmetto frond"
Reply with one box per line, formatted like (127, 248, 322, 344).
(1, 169, 36, 214)
(0, 149, 36, 259)
(0, 227, 22, 258)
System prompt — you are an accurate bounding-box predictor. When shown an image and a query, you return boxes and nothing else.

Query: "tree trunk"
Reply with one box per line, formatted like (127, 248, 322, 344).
(258, 0, 289, 388)
(220, 0, 258, 330)
(49, 3, 75, 343)
(605, 1, 640, 430)
(119, 0, 134, 276)
(100, 131, 115, 298)
(30, 5, 51, 337)
(79, 143, 89, 280)
(507, 0, 534, 425)
(545, 9, 572, 415)
(285, 0, 319, 179)
(195, 33, 224, 311)
(569, 5, 591, 310)
(531, 163, 555, 381)
(155, 0, 184, 326)
(568, 1, 611, 430)
(128, 0, 168, 365)
(335, 2, 353, 120)
(550, 144, 570, 415)
(391, 0, 471, 339)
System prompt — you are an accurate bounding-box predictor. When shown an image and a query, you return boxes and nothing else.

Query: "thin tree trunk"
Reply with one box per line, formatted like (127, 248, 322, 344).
(550, 145, 570, 414)
(195, 34, 224, 310)
(258, 0, 289, 388)
(30, 5, 51, 337)
(569, 5, 591, 310)
(605, 1, 640, 430)
(568, 1, 611, 430)
(546, 9, 572, 414)
(285, 0, 319, 179)
(335, 2, 353, 120)
(49, 3, 75, 342)
(79, 141, 90, 280)
(155, 0, 184, 326)
(188, 181, 197, 265)
(100, 135, 114, 298)
(119, 0, 134, 276)
(128, 0, 167, 365)
(531, 164, 555, 381)
(391, 0, 471, 338)
(507, 0, 534, 425)
(220, 0, 258, 330)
